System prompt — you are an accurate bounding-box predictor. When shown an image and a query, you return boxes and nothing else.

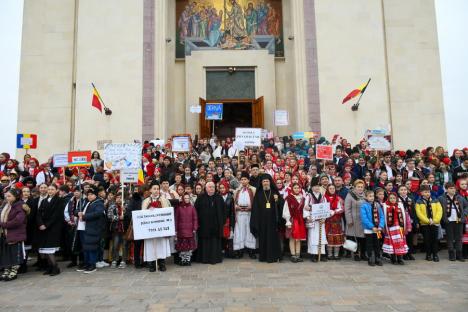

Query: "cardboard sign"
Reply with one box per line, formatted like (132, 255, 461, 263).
(171, 135, 191, 152)
(104, 143, 142, 170)
(121, 168, 139, 183)
(310, 202, 331, 220)
(67, 151, 92, 167)
(53, 153, 69, 168)
(132, 207, 176, 240)
(205, 103, 223, 120)
(316, 145, 333, 160)
(292, 132, 316, 140)
(235, 128, 262, 147)
(365, 129, 392, 151)
(16, 134, 37, 149)
(274, 110, 289, 126)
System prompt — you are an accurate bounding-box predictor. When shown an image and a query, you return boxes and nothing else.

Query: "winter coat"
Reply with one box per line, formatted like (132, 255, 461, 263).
(37, 195, 64, 248)
(344, 190, 365, 238)
(0, 200, 28, 243)
(360, 201, 385, 231)
(82, 198, 106, 251)
(415, 198, 443, 225)
(175, 203, 198, 238)
(439, 194, 468, 224)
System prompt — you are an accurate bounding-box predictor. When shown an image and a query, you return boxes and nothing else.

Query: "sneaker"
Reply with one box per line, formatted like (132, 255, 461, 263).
(118, 262, 126, 269)
(101, 261, 110, 267)
(96, 261, 106, 268)
(76, 265, 87, 272)
(110, 261, 117, 269)
(83, 266, 97, 274)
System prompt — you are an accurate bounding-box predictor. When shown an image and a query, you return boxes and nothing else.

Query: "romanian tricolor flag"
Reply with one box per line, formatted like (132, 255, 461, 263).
(137, 169, 145, 185)
(342, 78, 371, 104)
(16, 134, 37, 149)
(91, 83, 103, 112)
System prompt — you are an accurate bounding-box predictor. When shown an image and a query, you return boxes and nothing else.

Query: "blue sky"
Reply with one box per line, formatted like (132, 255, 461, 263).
(0, 0, 466, 156)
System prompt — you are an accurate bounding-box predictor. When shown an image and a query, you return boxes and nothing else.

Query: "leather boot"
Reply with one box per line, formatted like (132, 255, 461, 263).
(375, 256, 383, 266)
(391, 254, 397, 264)
(397, 256, 405, 265)
(368, 252, 376, 266)
(149, 261, 156, 272)
(456, 250, 465, 262)
(248, 249, 257, 259)
(157, 259, 166, 272)
(49, 265, 61, 276)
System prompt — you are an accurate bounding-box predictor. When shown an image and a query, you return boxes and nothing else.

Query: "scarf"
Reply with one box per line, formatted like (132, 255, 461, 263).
(386, 201, 404, 227)
(371, 202, 380, 227)
(446, 195, 461, 220)
(422, 197, 433, 219)
(310, 192, 322, 204)
(286, 193, 304, 219)
(324, 192, 339, 210)
(398, 195, 412, 214)
(0, 202, 12, 236)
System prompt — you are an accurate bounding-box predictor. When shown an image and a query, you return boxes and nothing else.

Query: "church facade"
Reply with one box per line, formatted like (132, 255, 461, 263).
(17, 0, 446, 160)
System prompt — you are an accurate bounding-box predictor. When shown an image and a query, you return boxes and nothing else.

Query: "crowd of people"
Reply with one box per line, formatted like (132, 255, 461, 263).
(0, 135, 467, 282)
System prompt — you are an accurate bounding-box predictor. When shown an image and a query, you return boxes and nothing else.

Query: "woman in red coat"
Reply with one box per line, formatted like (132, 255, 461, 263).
(175, 194, 199, 266)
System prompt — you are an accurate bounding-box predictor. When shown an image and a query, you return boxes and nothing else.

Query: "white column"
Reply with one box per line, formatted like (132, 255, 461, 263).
(291, 0, 309, 130)
(154, 0, 167, 139)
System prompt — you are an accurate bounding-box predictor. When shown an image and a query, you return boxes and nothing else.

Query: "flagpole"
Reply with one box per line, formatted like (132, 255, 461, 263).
(351, 78, 371, 111)
(92, 82, 112, 115)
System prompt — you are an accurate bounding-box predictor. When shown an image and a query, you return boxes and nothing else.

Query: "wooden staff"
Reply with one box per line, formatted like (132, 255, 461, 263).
(318, 219, 324, 262)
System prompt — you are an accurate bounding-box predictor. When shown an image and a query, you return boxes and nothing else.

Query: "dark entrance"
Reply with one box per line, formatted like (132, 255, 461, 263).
(199, 97, 264, 139)
(212, 102, 252, 138)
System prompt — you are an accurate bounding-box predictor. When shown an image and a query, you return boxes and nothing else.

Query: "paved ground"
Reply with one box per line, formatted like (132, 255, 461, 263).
(0, 253, 467, 312)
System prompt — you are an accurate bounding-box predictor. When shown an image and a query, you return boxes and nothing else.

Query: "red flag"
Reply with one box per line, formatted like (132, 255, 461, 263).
(92, 85, 103, 112)
(342, 79, 371, 104)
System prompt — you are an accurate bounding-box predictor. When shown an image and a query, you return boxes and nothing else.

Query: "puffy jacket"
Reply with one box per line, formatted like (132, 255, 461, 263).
(360, 201, 385, 230)
(0, 200, 28, 243)
(175, 203, 198, 238)
(415, 198, 443, 225)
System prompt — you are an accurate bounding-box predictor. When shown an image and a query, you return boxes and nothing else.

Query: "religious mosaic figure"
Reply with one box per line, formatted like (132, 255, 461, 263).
(244, 2, 258, 36)
(226, 0, 247, 37)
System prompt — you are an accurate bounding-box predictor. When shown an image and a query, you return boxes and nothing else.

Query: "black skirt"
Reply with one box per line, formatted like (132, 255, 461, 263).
(195, 237, 223, 264)
(0, 236, 25, 268)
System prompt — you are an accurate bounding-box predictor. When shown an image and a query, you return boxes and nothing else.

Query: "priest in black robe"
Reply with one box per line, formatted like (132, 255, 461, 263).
(250, 174, 282, 263)
(194, 182, 225, 264)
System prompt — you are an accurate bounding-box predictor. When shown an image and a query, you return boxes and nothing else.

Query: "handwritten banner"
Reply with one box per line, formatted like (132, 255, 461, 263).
(104, 143, 142, 170)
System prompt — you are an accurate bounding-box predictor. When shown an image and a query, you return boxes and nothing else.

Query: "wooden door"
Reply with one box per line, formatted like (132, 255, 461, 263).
(199, 98, 211, 139)
(252, 96, 264, 129)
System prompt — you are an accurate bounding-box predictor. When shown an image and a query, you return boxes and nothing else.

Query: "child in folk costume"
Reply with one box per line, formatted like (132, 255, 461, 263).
(439, 182, 467, 262)
(142, 182, 172, 272)
(415, 185, 443, 262)
(219, 181, 235, 258)
(398, 185, 417, 261)
(233, 172, 257, 259)
(304, 180, 328, 262)
(360, 190, 385, 266)
(324, 184, 345, 260)
(175, 194, 198, 266)
(283, 183, 307, 262)
(382, 193, 410, 265)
